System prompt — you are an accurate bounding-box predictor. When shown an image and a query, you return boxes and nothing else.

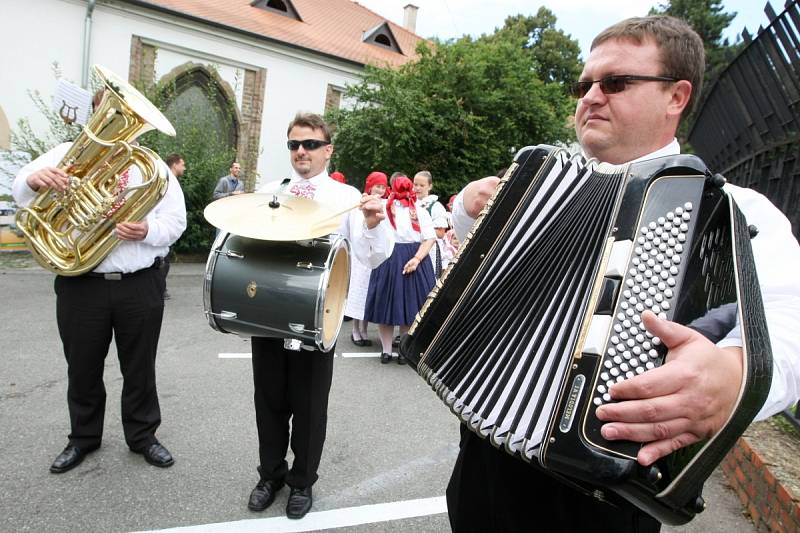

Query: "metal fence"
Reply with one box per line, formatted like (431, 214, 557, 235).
(689, 1, 800, 429)
(688, 0, 800, 241)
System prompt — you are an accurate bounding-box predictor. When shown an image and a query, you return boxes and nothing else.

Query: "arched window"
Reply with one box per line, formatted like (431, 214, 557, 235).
(161, 66, 239, 155)
(362, 22, 403, 54)
(252, 0, 302, 20)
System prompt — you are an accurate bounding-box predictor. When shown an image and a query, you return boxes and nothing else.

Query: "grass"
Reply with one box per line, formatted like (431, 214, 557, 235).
(0, 251, 36, 269)
(771, 411, 800, 440)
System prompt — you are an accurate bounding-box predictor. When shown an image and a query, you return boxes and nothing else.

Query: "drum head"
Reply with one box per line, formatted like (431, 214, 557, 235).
(320, 244, 350, 349)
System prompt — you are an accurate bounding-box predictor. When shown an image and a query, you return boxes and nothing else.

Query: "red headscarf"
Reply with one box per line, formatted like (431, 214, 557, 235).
(447, 194, 457, 211)
(364, 171, 388, 197)
(330, 171, 346, 183)
(386, 176, 420, 232)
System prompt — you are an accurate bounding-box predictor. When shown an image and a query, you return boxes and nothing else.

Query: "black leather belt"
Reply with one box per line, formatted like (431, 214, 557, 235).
(84, 257, 164, 280)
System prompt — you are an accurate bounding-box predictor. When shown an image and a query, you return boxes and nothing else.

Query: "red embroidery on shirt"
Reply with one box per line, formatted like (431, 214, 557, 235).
(289, 181, 317, 199)
(105, 169, 130, 218)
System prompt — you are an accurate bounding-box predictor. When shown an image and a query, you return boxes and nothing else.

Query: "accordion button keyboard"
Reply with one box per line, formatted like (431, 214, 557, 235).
(590, 205, 692, 408)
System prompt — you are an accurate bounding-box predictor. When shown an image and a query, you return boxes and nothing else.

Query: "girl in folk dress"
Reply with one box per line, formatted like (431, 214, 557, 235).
(442, 193, 460, 269)
(364, 176, 436, 364)
(344, 171, 388, 346)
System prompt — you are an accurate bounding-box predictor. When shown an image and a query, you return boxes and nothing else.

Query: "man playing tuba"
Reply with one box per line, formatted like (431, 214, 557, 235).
(12, 84, 186, 474)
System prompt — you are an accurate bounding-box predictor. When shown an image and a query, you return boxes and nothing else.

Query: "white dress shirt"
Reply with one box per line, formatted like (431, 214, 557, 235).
(452, 139, 800, 420)
(258, 170, 394, 268)
(13, 142, 187, 273)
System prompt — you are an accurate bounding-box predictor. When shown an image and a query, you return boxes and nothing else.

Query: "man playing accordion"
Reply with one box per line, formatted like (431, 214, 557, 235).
(446, 15, 800, 533)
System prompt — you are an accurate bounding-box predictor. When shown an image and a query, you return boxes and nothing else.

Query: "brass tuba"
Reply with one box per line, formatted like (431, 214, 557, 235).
(15, 65, 176, 276)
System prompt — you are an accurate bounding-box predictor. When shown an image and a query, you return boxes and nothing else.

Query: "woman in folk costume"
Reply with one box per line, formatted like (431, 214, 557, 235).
(442, 193, 460, 270)
(344, 171, 389, 347)
(364, 176, 436, 364)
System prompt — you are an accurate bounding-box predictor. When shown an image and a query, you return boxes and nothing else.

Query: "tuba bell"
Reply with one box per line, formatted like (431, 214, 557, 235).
(15, 65, 176, 276)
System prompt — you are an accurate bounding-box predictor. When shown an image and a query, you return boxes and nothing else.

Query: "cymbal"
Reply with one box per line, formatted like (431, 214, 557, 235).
(204, 193, 343, 241)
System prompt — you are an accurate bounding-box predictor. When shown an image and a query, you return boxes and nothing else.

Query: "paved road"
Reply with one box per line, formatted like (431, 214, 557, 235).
(0, 259, 755, 532)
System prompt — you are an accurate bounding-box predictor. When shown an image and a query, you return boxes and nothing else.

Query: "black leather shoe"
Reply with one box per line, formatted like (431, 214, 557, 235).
(137, 442, 174, 468)
(380, 352, 392, 364)
(397, 354, 407, 365)
(286, 486, 313, 519)
(248, 478, 285, 511)
(50, 444, 92, 474)
(350, 333, 367, 347)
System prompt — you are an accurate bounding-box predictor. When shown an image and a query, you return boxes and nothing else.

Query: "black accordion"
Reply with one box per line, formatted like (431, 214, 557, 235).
(399, 146, 772, 525)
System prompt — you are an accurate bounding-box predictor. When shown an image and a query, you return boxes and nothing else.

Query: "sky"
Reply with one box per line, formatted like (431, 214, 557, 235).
(354, 0, 770, 60)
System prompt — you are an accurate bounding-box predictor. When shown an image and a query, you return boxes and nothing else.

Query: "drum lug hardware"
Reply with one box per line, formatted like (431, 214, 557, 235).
(297, 239, 328, 247)
(289, 323, 321, 335)
(210, 310, 238, 319)
(284, 339, 303, 351)
(216, 249, 244, 259)
(296, 261, 324, 270)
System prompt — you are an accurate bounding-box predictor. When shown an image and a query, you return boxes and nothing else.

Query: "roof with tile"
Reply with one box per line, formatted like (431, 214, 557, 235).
(122, 0, 426, 67)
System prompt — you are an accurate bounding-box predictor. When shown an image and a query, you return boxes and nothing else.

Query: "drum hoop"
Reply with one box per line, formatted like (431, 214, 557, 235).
(314, 234, 351, 351)
(203, 231, 230, 333)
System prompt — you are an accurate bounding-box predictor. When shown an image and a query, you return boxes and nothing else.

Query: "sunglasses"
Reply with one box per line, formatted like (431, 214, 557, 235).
(570, 75, 680, 99)
(287, 139, 331, 151)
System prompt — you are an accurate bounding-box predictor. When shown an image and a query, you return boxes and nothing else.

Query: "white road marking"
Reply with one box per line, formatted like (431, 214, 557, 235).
(218, 353, 252, 359)
(133, 496, 447, 532)
(339, 352, 383, 358)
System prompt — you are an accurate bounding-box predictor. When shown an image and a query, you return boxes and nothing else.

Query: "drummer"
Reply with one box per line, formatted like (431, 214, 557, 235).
(245, 112, 393, 519)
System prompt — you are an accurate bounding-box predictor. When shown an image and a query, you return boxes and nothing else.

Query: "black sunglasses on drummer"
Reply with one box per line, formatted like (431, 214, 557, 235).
(570, 75, 680, 99)
(287, 139, 331, 151)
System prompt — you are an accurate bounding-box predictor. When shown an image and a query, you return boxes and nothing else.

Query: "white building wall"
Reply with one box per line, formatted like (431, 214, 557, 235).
(0, 0, 365, 186)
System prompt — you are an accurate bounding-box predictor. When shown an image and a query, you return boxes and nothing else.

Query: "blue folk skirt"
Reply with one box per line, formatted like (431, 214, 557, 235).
(364, 242, 435, 326)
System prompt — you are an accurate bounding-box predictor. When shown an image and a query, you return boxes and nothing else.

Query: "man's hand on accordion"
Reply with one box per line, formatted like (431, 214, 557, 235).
(594, 310, 744, 466)
(463, 176, 500, 218)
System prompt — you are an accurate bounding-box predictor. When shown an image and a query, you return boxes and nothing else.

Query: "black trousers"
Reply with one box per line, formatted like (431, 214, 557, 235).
(447, 426, 661, 533)
(54, 267, 166, 451)
(251, 337, 334, 489)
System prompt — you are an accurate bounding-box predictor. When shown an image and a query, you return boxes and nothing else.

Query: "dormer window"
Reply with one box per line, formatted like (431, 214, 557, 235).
(362, 22, 403, 54)
(251, 0, 302, 21)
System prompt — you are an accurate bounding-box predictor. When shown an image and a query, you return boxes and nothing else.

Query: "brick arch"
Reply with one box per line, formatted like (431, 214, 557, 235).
(128, 36, 266, 191)
(158, 62, 242, 153)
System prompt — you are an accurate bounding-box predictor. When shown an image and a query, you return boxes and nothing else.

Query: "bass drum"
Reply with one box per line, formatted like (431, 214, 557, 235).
(203, 232, 351, 352)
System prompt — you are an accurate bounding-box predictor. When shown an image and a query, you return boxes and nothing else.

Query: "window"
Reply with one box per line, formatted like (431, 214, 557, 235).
(161, 66, 240, 156)
(251, 0, 302, 21)
(362, 22, 403, 54)
(325, 85, 343, 113)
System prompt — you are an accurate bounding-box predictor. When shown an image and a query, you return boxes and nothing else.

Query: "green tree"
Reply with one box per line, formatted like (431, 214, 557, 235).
(328, 33, 575, 198)
(651, 0, 738, 81)
(487, 8, 583, 89)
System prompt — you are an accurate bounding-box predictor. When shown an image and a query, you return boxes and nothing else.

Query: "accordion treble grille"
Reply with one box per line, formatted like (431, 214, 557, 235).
(425, 166, 625, 454)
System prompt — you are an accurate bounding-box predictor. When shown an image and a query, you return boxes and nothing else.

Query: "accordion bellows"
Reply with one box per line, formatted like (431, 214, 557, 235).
(399, 146, 772, 525)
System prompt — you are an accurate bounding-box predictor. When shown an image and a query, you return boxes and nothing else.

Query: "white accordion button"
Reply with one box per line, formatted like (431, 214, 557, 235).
(583, 315, 613, 356)
(606, 239, 633, 278)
